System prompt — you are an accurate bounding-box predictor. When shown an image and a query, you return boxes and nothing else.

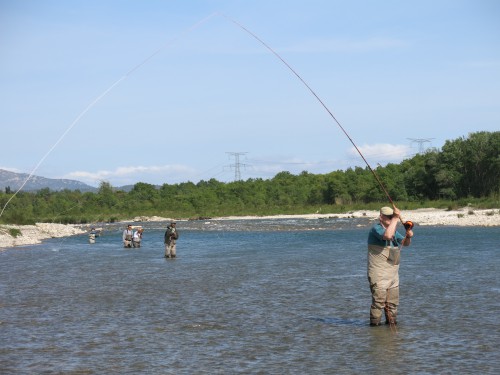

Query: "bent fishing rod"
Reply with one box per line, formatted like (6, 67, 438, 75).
(221, 13, 411, 224)
(1, 13, 411, 227)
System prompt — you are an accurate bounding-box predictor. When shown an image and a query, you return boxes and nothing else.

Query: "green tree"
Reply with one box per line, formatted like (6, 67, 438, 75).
(324, 171, 350, 204)
(97, 181, 117, 209)
(457, 131, 499, 197)
(129, 182, 159, 210)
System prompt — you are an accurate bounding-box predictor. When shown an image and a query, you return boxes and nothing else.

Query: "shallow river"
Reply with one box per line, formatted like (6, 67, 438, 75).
(1, 218, 499, 374)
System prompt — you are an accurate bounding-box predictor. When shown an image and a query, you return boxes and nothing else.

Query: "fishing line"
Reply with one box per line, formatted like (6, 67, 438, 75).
(0, 13, 218, 219)
(219, 13, 396, 207)
(2, 12, 398, 221)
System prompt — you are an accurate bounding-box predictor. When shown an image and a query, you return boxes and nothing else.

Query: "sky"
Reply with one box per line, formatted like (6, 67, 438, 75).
(1, 0, 499, 187)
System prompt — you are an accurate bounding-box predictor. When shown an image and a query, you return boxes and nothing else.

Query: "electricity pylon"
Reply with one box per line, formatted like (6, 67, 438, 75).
(407, 138, 434, 154)
(226, 152, 248, 181)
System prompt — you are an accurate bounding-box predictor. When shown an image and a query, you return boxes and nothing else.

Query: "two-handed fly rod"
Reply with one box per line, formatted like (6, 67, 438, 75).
(220, 14, 397, 207)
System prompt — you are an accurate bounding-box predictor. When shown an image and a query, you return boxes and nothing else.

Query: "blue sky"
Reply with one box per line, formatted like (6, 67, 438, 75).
(1, 0, 499, 187)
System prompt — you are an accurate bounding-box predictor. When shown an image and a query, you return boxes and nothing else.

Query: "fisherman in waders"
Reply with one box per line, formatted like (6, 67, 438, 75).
(89, 228, 97, 244)
(367, 206, 414, 326)
(123, 224, 133, 248)
(132, 228, 144, 248)
(164, 222, 179, 258)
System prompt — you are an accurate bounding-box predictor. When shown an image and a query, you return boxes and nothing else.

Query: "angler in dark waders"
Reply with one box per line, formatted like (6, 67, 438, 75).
(164, 222, 179, 259)
(367, 206, 414, 326)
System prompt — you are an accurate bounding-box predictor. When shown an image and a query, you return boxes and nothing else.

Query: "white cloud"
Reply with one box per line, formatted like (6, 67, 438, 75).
(63, 147, 414, 187)
(348, 144, 412, 162)
(65, 164, 197, 186)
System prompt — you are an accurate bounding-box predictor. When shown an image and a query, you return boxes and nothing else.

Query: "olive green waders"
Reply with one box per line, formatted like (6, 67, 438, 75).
(368, 244, 400, 325)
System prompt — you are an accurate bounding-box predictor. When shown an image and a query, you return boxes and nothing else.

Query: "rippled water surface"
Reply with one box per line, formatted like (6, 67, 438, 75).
(1, 218, 499, 374)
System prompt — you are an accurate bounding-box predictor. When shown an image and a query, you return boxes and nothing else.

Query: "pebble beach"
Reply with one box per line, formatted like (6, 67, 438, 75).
(1, 207, 498, 249)
(0, 223, 86, 249)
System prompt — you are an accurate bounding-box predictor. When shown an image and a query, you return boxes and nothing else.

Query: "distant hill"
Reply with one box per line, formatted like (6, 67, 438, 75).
(115, 184, 135, 192)
(0, 169, 97, 192)
(114, 184, 162, 192)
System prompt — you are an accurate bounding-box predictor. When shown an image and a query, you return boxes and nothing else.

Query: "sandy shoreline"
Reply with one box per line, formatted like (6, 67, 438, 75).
(1, 208, 498, 249)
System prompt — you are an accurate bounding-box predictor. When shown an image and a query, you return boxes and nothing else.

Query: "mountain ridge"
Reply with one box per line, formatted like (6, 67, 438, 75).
(0, 169, 98, 192)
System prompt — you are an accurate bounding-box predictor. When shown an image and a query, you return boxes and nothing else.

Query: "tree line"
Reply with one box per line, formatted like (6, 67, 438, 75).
(1, 131, 498, 225)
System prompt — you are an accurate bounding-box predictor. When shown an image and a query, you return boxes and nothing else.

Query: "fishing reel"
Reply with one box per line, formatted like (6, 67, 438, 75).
(403, 221, 414, 230)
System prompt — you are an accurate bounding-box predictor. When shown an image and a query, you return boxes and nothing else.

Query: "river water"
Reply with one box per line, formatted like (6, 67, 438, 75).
(1, 218, 499, 374)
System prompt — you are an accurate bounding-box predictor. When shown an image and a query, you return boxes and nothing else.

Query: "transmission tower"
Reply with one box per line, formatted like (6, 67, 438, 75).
(226, 152, 248, 181)
(407, 138, 435, 154)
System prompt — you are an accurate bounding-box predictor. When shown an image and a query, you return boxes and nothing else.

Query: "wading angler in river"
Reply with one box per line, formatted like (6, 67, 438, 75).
(367, 206, 414, 326)
(123, 224, 133, 248)
(88, 227, 101, 244)
(133, 227, 144, 248)
(164, 222, 179, 259)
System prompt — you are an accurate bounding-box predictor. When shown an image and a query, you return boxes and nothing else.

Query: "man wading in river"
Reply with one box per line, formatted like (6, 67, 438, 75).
(123, 224, 133, 248)
(164, 222, 179, 259)
(367, 206, 414, 326)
